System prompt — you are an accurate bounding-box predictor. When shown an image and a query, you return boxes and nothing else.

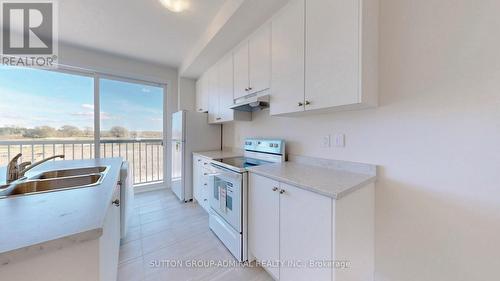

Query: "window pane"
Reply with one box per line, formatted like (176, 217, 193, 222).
(100, 79, 163, 139)
(0, 65, 94, 165)
(99, 78, 164, 184)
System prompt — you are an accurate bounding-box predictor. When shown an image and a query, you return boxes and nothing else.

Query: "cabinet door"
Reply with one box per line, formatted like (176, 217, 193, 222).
(193, 156, 202, 202)
(99, 185, 121, 281)
(249, 24, 271, 95)
(270, 0, 305, 116)
(195, 74, 208, 113)
(200, 174, 210, 212)
(217, 54, 234, 123)
(248, 173, 280, 280)
(199, 158, 212, 212)
(279, 183, 332, 281)
(305, 0, 360, 110)
(207, 66, 219, 124)
(233, 42, 249, 100)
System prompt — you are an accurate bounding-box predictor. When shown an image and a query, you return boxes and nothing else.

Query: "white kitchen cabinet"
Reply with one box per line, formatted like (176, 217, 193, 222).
(207, 54, 251, 124)
(99, 185, 121, 281)
(248, 173, 280, 280)
(270, 0, 378, 116)
(192, 155, 211, 212)
(248, 173, 374, 281)
(279, 182, 332, 281)
(233, 42, 250, 100)
(193, 155, 202, 202)
(200, 172, 210, 212)
(248, 24, 271, 96)
(304, 0, 378, 112)
(207, 66, 219, 124)
(217, 54, 238, 122)
(233, 24, 271, 100)
(270, 0, 305, 116)
(195, 73, 209, 113)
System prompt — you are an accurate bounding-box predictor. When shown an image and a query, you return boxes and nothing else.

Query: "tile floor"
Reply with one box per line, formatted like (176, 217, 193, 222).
(118, 189, 273, 281)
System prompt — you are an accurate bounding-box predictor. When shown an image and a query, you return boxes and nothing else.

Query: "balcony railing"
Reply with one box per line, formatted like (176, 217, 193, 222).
(0, 139, 164, 185)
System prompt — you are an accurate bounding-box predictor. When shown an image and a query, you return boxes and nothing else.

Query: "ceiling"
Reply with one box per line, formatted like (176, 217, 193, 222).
(58, 0, 226, 68)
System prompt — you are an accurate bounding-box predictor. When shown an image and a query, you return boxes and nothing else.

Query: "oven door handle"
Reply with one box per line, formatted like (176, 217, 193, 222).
(210, 163, 238, 173)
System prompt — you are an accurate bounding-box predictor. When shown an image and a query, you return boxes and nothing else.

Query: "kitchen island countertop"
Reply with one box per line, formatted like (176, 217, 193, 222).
(0, 158, 123, 266)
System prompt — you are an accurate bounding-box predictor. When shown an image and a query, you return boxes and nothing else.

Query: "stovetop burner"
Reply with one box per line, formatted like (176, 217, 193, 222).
(212, 157, 272, 169)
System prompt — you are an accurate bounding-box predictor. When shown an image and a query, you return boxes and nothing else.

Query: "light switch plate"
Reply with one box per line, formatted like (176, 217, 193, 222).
(333, 134, 345, 147)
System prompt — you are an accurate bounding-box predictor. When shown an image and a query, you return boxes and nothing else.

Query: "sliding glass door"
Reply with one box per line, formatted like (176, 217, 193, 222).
(0, 65, 95, 165)
(0, 65, 166, 186)
(99, 78, 164, 185)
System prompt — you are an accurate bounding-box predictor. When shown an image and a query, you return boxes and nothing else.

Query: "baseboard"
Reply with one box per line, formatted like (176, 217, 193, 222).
(134, 182, 170, 194)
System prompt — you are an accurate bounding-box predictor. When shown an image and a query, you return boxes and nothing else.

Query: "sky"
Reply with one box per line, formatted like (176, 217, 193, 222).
(0, 65, 163, 132)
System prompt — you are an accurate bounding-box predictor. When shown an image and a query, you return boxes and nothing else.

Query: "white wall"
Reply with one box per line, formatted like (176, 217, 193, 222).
(178, 77, 196, 111)
(59, 44, 179, 187)
(223, 0, 500, 280)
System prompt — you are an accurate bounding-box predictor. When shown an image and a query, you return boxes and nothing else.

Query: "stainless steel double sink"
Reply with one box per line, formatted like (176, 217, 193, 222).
(0, 166, 109, 198)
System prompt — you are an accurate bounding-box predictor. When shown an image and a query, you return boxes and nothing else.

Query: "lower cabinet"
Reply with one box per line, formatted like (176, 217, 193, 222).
(248, 173, 374, 281)
(99, 184, 121, 281)
(279, 182, 332, 281)
(248, 174, 280, 280)
(193, 155, 211, 212)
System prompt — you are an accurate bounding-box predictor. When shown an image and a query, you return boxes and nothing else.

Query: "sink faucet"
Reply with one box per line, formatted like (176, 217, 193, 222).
(7, 153, 65, 183)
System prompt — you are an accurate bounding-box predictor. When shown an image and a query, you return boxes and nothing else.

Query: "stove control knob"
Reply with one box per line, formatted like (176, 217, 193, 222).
(269, 143, 273, 147)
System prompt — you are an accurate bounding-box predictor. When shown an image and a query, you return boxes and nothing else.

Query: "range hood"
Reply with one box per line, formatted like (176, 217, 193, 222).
(230, 94, 270, 112)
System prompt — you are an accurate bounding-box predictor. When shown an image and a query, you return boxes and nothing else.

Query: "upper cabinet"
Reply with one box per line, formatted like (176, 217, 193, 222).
(195, 0, 378, 120)
(271, 0, 378, 116)
(206, 65, 219, 123)
(248, 24, 271, 96)
(195, 73, 208, 113)
(234, 24, 271, 100)
(270, 0, 305, 116)
(233, 42, 250, 100)
(305, 0, 378, 111)
(208, 54, 251, 124)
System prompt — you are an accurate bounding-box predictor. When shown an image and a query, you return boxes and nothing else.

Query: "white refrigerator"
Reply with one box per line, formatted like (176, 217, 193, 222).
(171, 110, 221, 202)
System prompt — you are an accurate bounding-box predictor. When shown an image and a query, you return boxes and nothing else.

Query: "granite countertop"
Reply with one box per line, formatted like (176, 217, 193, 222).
(247, 161, 376, 199)
(193, 149, 243, 159)
(0, 158, 123, 266)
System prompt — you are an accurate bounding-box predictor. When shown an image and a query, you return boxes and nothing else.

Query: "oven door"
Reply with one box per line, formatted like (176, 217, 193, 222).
(209, 164, 242, 233)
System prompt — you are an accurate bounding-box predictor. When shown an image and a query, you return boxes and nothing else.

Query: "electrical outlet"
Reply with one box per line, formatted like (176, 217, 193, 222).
(333, 134, 345, 147)
(321, 135, 331, 148)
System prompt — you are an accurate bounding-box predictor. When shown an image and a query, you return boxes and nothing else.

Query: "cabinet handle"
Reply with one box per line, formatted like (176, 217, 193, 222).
(245, 88, 249, 91)
(298, 102, 304, 107)
(112, 199, 120, 207)
(305, 100, 311, 105)
(198, 159, 201, 162)
(248, 87, 253, 91)
(204, 199, 208, 201)
(216, 117, 222, 120)
(198, 108, 203, 111)
(272, 187, 278, 192)
(204, 183, 207, 186)
(279, 189, 286, 194)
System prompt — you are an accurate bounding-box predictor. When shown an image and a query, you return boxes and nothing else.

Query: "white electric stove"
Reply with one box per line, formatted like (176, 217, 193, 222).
(208, 139, 285, 262)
